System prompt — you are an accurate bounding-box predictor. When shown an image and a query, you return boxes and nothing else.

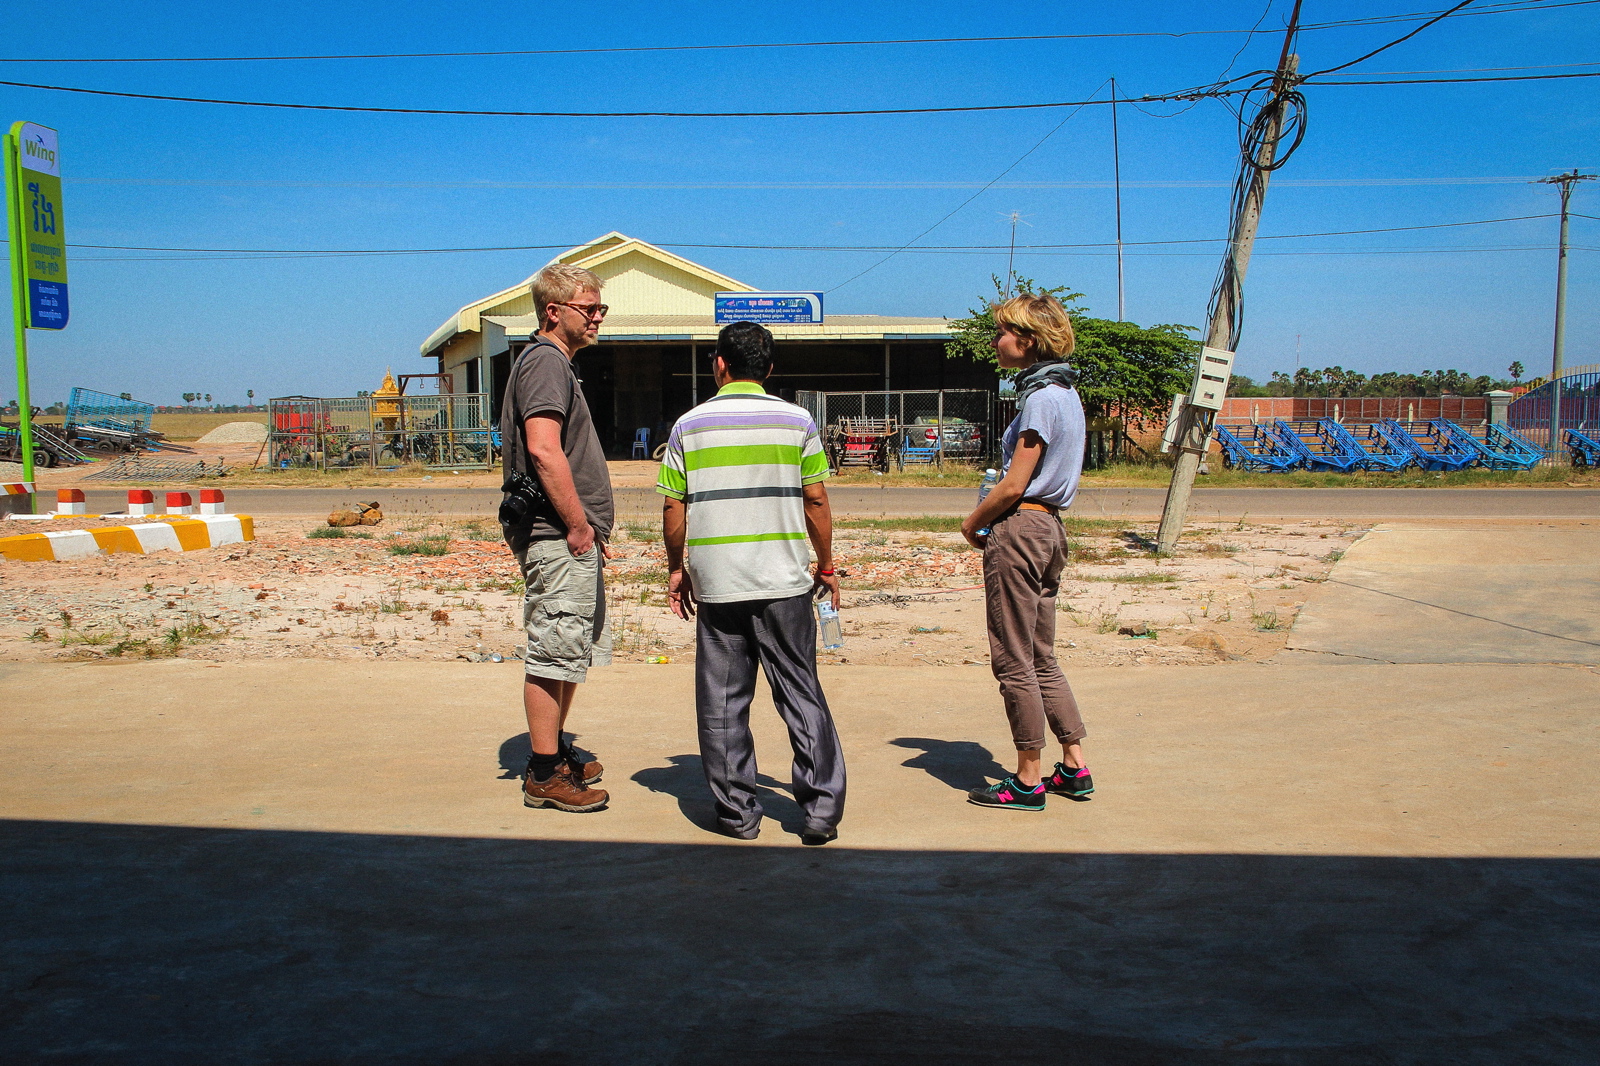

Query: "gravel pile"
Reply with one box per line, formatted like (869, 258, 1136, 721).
(0, 462, 24, 481)
(197, 421, 268, 444)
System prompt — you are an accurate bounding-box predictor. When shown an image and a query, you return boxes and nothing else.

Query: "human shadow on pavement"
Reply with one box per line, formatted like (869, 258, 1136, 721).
(497, 731, 599, 781)
(890, 737, 1007, 792)
(632, 753, 806, 835)
(5, 818, 1598, 1064)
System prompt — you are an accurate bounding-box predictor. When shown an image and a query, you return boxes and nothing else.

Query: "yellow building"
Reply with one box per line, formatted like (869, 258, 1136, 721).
(421, 232, 994, 453)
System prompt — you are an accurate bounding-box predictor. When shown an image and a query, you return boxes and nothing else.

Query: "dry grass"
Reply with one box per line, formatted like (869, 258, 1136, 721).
(150, 412, 268, 441)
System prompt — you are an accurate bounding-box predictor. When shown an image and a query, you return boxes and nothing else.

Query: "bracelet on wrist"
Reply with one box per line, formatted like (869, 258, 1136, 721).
(818, 569, 835, 576)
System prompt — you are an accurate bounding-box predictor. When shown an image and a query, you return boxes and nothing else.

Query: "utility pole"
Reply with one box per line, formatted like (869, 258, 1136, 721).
(1157, 1, 1303, 554)
(1536, 169, 1594, 461)
(1111, 75, 1126, 321)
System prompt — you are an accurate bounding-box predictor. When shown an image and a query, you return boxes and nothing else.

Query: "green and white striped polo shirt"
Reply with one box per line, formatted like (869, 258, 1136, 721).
(656, 381, 831, 603)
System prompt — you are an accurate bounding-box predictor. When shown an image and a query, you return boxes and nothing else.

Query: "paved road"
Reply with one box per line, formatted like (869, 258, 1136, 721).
(55, 485, 1600, 520)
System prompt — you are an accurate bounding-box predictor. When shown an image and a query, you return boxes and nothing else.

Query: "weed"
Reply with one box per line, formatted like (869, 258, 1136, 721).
(142, 583, 154, 593)
(1200, 591, 1215, 617)
(1253, 608, 1282, 631)
(58, 609, 73, 628)
(387, 534, 450, 556)
(1111, 572, 1173, 585)
(308, 526, 374, 540)
(27, 627, 48, 642)
(59, 630, 114, 648)
(621, 519, 662, 543)
(1324, 549, 1345, 563)
(1198, 542, 1237, 556)
(1095, 612, 1121, 635)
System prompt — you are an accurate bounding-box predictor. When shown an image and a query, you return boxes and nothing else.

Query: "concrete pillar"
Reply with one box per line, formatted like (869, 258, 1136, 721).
(1486, 390, 1513, 426)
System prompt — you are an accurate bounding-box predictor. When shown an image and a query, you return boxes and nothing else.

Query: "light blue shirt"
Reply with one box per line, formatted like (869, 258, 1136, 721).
(1000, 384, 1085, 509)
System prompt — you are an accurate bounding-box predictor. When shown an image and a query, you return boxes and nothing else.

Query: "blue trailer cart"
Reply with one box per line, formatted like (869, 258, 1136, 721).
(1214, 421, 1300, 471)
(1379, 419, 1479, 472)
(1274, 419, 1368, 472)
(1448, 420, 1543, 470)
(1568, 428, 1600, 468)
(63, 387, 166, 454)
(1348, 421, 1413, 472)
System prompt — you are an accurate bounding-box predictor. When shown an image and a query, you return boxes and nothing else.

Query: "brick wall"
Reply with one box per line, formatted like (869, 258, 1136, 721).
(1219, 396, 1488, 424)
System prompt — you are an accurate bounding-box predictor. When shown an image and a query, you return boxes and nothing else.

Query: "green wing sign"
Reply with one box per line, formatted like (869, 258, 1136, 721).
(10, 122, 68, 328)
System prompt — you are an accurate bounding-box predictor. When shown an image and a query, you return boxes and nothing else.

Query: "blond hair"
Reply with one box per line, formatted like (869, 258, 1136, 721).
(994, 293, 1075, 360)
(532, 263, 604, 327)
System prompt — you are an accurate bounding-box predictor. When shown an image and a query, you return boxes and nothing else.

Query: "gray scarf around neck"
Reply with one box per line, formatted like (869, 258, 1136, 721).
(1012, 360, 1078, 406)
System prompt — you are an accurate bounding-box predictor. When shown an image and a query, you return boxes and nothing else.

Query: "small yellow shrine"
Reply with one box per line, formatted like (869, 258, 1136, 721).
(373, 368, 401, 429)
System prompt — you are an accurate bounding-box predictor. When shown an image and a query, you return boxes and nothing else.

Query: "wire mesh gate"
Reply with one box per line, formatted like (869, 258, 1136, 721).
(796, 390, 994, 471)
(267, 393, 494, 470)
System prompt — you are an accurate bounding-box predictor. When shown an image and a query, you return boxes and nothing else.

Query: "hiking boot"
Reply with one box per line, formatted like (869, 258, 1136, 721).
(523, 764, 608, 812)
(526, 750, 603, 786)
(1044, 763, 1094, 799)
(967, 777, 1046, 811)
(801, 826, 838, 846)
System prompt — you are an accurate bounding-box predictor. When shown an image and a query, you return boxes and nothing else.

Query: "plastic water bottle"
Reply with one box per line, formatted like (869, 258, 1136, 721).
(817, 601, 845, 650)
(976, 468, 1000, 537)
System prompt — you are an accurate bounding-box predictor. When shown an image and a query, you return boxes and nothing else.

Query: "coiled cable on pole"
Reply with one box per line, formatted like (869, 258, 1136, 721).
(1207, 74, 1308, 352)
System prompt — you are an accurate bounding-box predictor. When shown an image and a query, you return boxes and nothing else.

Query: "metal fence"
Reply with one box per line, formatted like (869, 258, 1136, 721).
(266, 393, 495, 470)
(1508, 371, 1600, 454)
(797, 390, 994, 471)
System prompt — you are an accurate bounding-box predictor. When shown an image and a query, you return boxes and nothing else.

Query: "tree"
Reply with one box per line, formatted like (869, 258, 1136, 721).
(118, 392, 132, 401)
(181, 393, 194, 404)
(1509, 361, 1524, 384)
(946, 275, 1198, 422)
(204, 394, 212, 403)
(247, 390, 254, 400)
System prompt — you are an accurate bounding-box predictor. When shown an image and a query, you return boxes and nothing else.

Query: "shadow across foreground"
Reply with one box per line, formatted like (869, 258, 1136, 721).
(3, 820, 1597, 1064)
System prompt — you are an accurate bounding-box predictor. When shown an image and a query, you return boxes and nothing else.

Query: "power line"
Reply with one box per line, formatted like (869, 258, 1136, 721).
(0, 75, 1244, 117)
(1, 1, 1590, 63)
(823, 80, 1113, 293)
(55, 176, 1561, 189)
(1306, 0, 1478, 78)
(64, 247, 1583, 262)
(6, 66, 1595, 119)
(7, 212, 1561, 259)
(1303, 69, 1600, 85)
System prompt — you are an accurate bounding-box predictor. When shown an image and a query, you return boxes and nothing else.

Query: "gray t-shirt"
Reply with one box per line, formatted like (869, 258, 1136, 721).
(500, 336, 614, 549)
(999, 383, 1085, 510)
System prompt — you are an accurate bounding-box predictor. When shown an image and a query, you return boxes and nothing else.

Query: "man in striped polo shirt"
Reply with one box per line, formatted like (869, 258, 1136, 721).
(658, 321, 847, 845)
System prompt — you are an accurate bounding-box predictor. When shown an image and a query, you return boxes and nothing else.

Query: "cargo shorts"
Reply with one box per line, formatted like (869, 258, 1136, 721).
(516, 537, 611, 684)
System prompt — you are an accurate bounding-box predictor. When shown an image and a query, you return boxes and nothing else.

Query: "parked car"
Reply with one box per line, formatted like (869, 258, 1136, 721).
(898, 417, 984, 461)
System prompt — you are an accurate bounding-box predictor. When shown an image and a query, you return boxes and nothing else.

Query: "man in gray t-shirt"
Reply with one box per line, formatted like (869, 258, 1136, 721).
(499, 263, 616, 815)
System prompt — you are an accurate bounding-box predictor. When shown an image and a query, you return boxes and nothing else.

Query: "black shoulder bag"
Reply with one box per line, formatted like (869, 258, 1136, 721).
(498, 341, 576, 530)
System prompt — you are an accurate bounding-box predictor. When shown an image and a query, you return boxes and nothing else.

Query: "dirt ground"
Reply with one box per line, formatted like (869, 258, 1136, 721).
(0, 509, 1363, 669)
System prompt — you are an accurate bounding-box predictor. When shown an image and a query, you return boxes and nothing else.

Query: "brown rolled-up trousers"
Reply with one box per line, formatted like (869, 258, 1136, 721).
(983, 508, 1087, 751)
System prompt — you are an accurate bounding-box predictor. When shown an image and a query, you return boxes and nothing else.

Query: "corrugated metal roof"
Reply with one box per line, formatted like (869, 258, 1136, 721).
(482, 313, 951, 341)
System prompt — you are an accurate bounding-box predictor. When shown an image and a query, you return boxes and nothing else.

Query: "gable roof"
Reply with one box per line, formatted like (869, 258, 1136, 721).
(420, 232, 755, 357)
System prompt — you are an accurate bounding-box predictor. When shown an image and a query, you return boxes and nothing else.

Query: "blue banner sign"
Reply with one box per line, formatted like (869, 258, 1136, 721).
(715, 291, 823, 324)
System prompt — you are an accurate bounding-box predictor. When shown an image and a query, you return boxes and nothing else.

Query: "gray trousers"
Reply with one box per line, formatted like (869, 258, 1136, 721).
(695, 593, 846, 836)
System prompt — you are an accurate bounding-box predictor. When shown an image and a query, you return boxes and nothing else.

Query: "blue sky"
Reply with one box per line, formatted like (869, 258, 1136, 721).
(4, 0, 1598, 406)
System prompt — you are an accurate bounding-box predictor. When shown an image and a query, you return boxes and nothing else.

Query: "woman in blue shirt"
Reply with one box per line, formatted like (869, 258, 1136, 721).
(960, 293, 1093, 811)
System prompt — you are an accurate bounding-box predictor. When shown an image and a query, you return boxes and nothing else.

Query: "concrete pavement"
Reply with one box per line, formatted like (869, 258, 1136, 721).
(50, 483, 1600, 520)
(4, 519, 1600, 1062)
(3, 656, 1598, 1063)
(1288, 524, 1600, 665)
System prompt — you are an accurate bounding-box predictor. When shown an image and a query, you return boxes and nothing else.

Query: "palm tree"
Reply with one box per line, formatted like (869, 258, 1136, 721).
(1508, 361, 1524, 384)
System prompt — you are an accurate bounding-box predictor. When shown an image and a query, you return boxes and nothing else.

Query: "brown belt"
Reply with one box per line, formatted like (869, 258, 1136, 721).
(1017, 500, 1059, 516)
